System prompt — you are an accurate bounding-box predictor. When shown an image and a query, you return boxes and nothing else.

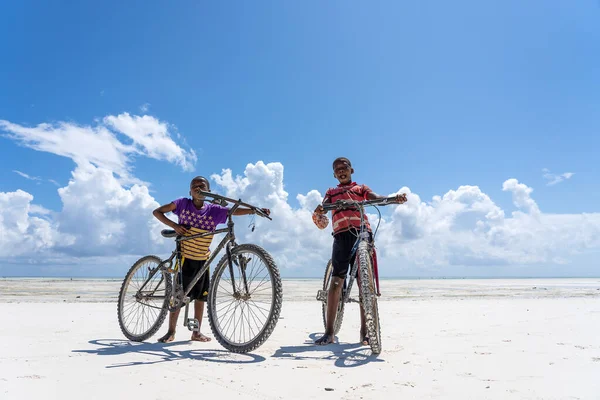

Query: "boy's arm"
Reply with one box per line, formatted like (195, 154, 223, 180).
(366, 190, 408, 204)
(153, 203, 188, 235)
(232, 207, 271, 217)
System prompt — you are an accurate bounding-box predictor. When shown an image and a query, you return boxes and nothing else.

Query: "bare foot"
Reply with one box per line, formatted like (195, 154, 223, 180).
(191, 332, 211, 342)
(157, 331, 176, 343)
(314, 333, 334, 345)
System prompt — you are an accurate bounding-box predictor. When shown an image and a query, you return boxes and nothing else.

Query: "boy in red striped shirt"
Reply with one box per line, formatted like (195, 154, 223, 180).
(312, 157, 407, 346)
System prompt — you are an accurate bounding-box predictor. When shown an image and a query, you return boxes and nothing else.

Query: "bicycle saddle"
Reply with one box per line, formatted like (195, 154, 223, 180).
(161, 229, 178, 238)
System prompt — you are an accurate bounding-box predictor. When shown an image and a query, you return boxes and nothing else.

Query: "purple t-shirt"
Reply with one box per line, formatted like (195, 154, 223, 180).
(171, 198, 229, 260)
(172, 198, 228, 231)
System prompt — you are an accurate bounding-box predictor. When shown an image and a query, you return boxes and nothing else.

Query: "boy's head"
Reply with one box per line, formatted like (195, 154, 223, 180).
(189, 176, 210, 199)
(332, 157, 353, 184)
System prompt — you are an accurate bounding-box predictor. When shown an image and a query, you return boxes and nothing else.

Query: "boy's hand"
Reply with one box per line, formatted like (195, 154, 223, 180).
(259, 208, 271, 217)
(395, 193, 408, 204)
(313, 204, 326, 215)
(173, 224, 188, 235)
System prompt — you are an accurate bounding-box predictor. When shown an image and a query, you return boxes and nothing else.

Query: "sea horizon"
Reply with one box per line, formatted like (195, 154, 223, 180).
(2, 275, 599, 281)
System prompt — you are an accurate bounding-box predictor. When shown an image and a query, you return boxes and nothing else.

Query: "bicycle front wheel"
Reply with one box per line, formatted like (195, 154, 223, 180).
(357, 242, 382, 354)
(117, 255, 172, 342)
(322, 259, 345, 336)
(208, 244, 283, 353)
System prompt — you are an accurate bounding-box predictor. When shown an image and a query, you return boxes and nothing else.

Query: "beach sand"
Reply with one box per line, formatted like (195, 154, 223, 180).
(1, 278, 599, 399)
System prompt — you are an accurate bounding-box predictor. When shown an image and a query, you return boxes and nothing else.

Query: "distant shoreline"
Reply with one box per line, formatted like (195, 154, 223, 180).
(2, 276, 599, 281)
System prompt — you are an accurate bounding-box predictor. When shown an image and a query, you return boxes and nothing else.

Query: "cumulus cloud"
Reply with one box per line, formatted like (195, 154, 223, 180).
(2, 114, 599, 277)
(0, 190, 61, 260)
(502, 178, 540, 216)
(2, 157, 600, 277)
(208, 162, 600, 277)
(211, 162, 332, 274)
(542, 168, 574, 186)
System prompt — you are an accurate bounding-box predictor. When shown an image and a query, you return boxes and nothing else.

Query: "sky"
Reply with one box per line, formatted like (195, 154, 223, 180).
(1, 1, 599, 278)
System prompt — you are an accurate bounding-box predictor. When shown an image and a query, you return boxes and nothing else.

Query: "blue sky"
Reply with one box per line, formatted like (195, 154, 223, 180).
(1, 1, 599, 277)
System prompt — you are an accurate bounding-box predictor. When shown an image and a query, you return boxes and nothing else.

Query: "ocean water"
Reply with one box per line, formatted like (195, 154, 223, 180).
(0, 277, 599, 303)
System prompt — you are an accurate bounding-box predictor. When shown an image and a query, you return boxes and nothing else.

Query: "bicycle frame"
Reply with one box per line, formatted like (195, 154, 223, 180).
(139, 191, 271, 310)
(321, 196, 396, 303)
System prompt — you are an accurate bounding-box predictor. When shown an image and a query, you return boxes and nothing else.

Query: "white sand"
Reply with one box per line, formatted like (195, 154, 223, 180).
(1, 279, 599, 399)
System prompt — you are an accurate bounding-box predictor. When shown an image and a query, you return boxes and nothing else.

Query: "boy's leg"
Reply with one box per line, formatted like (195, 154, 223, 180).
(157, 309, 180, 343)
(190, 260, 211, 342)
(315, 230, 354, 346)
(359, 303, 368, 345)
(191, 300, 211, 342)
(315, 276, 344, 345)
(158, 267, 185, 343)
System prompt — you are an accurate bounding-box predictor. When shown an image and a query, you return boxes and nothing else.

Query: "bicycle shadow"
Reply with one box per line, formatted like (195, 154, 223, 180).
(272, 333, 384, 368)
(72, 339, 266, 368)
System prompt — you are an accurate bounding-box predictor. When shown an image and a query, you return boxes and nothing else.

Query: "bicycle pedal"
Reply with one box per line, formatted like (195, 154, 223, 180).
(186, 318, 200, 332)
(316, 290, 328, 302)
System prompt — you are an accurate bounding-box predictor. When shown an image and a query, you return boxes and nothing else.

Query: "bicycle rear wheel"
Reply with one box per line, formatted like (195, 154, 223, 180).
(321, 259, 345, 336)
(207, 244, 283, 353)
(357, 242, 382, 354)
(117, 255, 172, 342)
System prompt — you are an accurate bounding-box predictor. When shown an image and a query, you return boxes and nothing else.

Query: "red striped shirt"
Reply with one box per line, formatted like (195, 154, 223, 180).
(324, 182, 372, 234)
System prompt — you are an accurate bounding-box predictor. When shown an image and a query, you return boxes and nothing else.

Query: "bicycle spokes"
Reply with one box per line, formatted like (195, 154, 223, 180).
(118, 256, 171, 341)
(212, 249, 275, 345)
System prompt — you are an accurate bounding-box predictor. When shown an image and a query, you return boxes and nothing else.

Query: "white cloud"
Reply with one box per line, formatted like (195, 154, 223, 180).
(542, 168, 575, 186)
(104, 113, 196, 172)
(2, 114, 599, 277)
(13, 170, 41, 181)
(502, 178, 540, 216)
(140, 103, 150, 113)
(211, 162, 332, 274)
(0, 164, 171, 264)
(0, 113, 196, 184)
(208, 162, 600, 277)
(0, 190, 61, 260)
(1, 156, 599, 277)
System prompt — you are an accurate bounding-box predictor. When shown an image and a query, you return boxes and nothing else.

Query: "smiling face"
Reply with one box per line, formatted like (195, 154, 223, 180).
(333, 159, 353, 184)
(189, 176, 210, 201)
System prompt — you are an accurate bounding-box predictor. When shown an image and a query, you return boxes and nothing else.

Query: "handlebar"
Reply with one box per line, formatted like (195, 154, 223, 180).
(196, 190, 272, 220)
(321, 196, 399, 212)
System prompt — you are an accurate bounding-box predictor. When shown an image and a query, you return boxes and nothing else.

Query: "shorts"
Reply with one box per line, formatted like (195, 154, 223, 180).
(178, 258, 210, 301)
(331, 229, 372, 279)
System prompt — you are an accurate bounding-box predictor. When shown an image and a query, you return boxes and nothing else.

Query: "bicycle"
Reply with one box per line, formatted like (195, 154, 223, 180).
(117, 190, 283, 353)
(315, 195, 398, 355)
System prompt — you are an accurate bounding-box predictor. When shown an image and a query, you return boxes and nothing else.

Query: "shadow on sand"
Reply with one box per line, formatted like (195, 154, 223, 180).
(72, 339, 266, 368)
(272, 333, 384, 368)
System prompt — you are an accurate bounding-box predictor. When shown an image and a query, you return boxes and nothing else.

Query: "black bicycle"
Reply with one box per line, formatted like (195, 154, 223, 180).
(117, 191, 283, 353)
(316, 196, 398, 354)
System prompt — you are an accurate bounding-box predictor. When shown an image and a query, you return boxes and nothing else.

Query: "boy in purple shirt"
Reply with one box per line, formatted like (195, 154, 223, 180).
(153, 176, 270, 343)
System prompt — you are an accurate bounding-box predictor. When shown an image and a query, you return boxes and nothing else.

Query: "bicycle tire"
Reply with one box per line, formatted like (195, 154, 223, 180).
(207, 244, 282, 353)
(321, 259, 345, 336)
(357, 242, 382, 354)
(117, 255, 172, 342)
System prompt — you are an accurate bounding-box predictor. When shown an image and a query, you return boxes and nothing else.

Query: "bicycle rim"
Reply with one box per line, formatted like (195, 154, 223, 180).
(357, 242, 382, 354)
(322, 259, 345, 336)
(117, 255, 172, 342)
(208, 244, 282, 353)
